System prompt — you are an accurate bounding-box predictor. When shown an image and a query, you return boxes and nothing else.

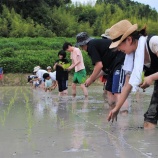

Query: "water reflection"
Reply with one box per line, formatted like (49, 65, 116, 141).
(64, 97, 89, 152)
(57, 97, 69, 128)
(33, 90, 58, 119)
(0, 86, 157, 158)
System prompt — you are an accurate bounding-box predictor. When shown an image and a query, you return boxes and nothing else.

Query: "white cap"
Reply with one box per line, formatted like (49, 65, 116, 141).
(33, 66, 40, 72)
(47, 66, 52, 70)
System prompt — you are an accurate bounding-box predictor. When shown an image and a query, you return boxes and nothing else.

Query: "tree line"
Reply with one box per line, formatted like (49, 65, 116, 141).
(0, 0, 158, 37)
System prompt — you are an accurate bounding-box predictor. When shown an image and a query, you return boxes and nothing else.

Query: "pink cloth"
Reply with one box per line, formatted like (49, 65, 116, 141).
(70, 48, 85, 72)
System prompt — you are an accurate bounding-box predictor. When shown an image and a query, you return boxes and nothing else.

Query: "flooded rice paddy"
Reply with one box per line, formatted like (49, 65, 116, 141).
(0, 86, 158, 158)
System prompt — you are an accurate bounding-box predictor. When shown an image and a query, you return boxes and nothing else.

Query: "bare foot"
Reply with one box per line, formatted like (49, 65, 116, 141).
(144, 122, 156, 130)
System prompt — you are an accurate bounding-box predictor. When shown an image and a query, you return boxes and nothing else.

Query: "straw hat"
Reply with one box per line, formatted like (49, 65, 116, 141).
(101, 28, 111, 39)
(33, 66, 40, 72)
(109, 20, 138, 48)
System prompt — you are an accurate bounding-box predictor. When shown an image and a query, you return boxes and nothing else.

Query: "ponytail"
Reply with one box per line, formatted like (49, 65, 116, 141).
(138, 25, 147, 36)
(130, 25, 147, 41)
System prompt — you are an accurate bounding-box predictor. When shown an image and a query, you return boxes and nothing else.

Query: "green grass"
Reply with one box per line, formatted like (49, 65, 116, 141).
(0, 37, 93, 74)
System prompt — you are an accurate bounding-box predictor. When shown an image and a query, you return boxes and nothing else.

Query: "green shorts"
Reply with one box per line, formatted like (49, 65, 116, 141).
(73, 69, 87, 84)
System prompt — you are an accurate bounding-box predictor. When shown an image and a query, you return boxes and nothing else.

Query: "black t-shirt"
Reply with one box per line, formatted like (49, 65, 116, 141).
(87, 39, 125, 74)
(55, 59, 69, 80)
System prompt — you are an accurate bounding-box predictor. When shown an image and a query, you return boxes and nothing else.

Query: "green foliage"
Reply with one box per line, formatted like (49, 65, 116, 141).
(0, 48, 15, 57)
(0, 0, 158, 75)
(0, 37, 93, 75)
(0, 5, 55, 37)
(0, 0, 158, 37)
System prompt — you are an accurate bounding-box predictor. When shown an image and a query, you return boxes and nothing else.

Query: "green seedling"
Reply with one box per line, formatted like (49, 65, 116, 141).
(141, 71, 145, 92)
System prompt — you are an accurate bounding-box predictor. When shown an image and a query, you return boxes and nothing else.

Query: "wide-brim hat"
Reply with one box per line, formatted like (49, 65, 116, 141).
(101, 28, 111, 39)
(76, 32, 93, 47)
(33, 66, 40, 72)
(109, 20, 138, 48)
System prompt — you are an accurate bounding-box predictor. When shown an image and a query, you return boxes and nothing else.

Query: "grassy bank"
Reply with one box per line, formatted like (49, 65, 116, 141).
(0, 73, 103, 86)
(0, 37, 93, 74)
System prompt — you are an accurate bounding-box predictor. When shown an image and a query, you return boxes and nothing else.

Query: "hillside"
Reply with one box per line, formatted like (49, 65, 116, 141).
(0, 0, 158, 37)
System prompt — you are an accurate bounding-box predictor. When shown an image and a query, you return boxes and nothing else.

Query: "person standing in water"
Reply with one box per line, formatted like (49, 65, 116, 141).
(107, 19, 158, 129)
(53, 50, 70, 96)
(63, 42, 88, 98)
(75, 32, 128, 113)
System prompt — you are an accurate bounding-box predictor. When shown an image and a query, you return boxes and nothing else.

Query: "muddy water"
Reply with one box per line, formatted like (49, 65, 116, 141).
(0, 86, 157, 158)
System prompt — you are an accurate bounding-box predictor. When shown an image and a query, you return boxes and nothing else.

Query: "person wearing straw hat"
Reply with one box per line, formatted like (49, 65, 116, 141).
(107, 19, 158, 129)
(75, 32, 128, 111)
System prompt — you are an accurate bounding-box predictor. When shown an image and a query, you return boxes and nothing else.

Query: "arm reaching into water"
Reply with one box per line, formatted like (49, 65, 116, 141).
(107, 75, 132, 122)
(85, 61, 103, 87)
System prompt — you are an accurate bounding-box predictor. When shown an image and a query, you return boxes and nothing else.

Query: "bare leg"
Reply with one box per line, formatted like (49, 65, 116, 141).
(144, 81, 158, 129)
(115, 93, 129, 115)
(80, 84, 88, 98)
(63, 89, 68, 95)
(58, 89, 68, 96)
(107, 91, 116, 107)
(72, 83, 76, 97)
(107, 91, 128, 115)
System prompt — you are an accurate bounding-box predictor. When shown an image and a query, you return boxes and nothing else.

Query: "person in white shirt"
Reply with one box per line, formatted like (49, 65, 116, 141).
(47, 66, 52, 73)
(107, 20, 158, 129)
(33, 66, 47, 89)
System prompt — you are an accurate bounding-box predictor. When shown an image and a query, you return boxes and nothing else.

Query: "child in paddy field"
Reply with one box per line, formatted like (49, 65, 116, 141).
(107, 20, 158, 129)
(47, 66, 52, 73)
(27, 75, 39, 88)
(62, 42, 88, 98)
(53, 50, 70, 96)
(33, 66, 47, 89)
(43, 72, 57, 92)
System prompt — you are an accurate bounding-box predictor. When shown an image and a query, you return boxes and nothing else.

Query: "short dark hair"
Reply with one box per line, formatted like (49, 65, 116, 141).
(27, 75, 37, 82)
(58, 50, 66, 59)
(63, 42, 72, 51)
(28, 76, 32, 82)
(43, 73, 50, 79)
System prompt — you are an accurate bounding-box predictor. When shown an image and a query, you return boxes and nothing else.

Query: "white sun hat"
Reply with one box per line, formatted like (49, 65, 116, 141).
(33, 66, 40, 72)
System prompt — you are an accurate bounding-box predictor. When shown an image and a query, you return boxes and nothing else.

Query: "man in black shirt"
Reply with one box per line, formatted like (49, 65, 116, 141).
(76, 32, 128, 109)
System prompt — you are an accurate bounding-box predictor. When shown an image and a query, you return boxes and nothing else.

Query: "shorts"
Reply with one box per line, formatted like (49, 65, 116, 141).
(105, 68, 125, 93)
(58, 80, 68, 92)
(33, 80, 41, 87)
(73, 69, 86, 84)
